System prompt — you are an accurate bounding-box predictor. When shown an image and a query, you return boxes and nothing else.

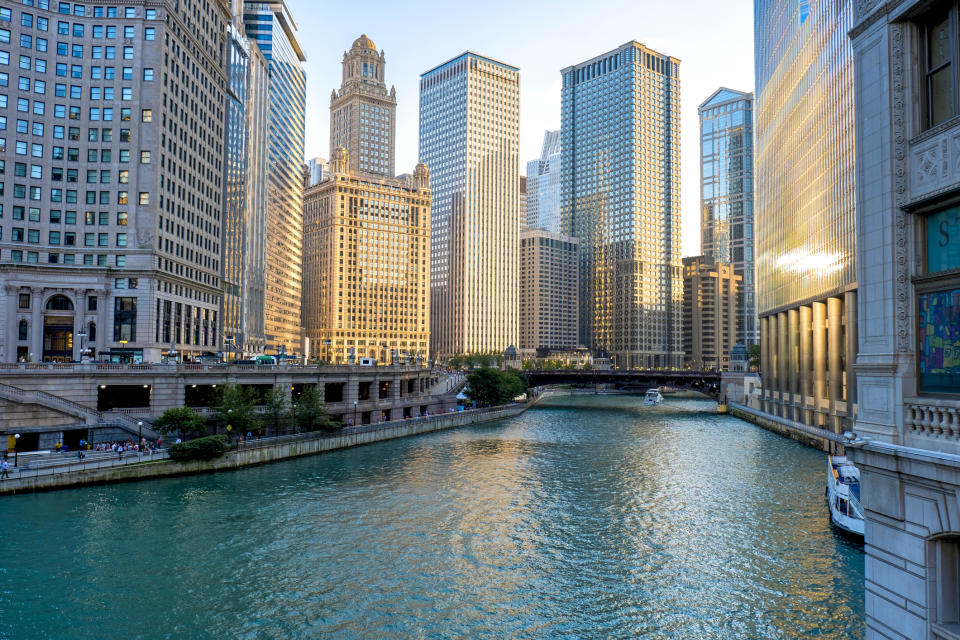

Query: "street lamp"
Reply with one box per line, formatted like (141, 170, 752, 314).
(137, 421, 143, 455)
(353, 400, 358, 426)
(324, 339, 332, 364)
(76, 330, 87, 363)
(119, 339, 128, 363)
(13, 433, 19, 467)
(226, 409, 232, 439)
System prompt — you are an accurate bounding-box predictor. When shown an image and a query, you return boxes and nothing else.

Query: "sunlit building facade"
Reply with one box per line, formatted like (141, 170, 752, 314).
(755, 0, 857, 434)
(560, 42, 683, 369)
(519, 228, 578, 351)
(243, 1, 306, 356)
(0, 0, 231, 363)
(525, 129, 561, 233)
(682, 256, 740, 371)
(419, 52, 520, 358)
(699, 88, 756, 347)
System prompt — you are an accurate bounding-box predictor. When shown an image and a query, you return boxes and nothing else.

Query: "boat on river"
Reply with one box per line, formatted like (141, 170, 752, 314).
(827, 455, 864, 539)
(643, 389, 663, 406)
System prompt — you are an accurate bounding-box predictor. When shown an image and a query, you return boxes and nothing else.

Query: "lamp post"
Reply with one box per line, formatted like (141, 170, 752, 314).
(226, 409, 232, 439)
(76, 330, 87, 363)
(353, 400, 358, 427)
(13, 433, 19, 467)
(137, 421, 143, 456)
(119, 339, 128, 363)
(324, 339, 331, 364)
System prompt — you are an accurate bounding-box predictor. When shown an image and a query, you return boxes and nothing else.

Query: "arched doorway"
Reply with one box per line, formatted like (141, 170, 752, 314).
(43, 295, 75, 362)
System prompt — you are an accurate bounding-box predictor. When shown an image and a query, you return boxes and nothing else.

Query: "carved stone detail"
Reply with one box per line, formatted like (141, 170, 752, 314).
(890, 22, 909, 353)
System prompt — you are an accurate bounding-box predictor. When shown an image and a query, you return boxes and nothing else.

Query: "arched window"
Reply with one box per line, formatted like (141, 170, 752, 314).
(88, 322, 96, 342)
(45, 295, 74, 311)
(17, 319, 27, 341)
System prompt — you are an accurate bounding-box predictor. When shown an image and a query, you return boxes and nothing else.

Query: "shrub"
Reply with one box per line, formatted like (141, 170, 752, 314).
(168, 435, 229, 462)
(152, 407, 206, 436)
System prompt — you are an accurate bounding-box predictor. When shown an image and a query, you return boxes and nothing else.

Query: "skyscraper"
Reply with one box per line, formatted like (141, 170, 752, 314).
(682, 256, 740, 370)
(525, 130, 561, 233)
(519, 229, 579, 352)
(560, 42, 682, 369)
(305, 157, 329, 187)
(419, 52, 520, 358)
(0, 1, 232, 363)
(243, 1, 306, 357)
(755, 0, 857, 433)
(329, 35, 396, 178)
(698, 88, 756, 348)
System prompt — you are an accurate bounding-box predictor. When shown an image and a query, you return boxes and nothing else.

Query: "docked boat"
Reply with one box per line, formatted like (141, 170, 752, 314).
(643, 388, 663, 406)
(826, 455, 864, 539)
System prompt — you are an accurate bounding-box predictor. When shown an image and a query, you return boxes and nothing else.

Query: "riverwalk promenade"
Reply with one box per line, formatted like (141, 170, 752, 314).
(0, 403, 531, 495)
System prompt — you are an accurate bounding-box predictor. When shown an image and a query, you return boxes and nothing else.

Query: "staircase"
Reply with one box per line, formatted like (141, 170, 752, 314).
(0, 382, 158, 439)
(428, 372, 467, 397)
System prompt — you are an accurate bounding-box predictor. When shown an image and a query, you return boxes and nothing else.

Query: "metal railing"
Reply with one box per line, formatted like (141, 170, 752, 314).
(1, 449, 170, 484)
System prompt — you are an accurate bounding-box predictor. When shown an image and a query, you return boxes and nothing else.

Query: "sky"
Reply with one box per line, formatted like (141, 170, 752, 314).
(285, 0, 754, 258)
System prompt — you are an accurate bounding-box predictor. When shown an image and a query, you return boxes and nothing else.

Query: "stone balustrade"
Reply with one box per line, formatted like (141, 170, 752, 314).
(905, 399, 960, 441)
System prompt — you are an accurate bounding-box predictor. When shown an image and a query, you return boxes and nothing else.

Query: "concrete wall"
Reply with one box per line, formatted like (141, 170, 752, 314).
(730, 403, 838, 453)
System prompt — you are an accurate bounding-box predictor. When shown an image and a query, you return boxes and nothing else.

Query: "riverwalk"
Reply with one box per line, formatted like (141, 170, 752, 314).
(0, 403, 531, 495)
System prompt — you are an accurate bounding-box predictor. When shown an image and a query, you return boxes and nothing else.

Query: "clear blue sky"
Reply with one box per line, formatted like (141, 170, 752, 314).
(285, 0, 754, 257)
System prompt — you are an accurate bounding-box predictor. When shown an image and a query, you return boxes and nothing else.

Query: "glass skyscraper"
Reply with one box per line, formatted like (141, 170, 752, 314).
(560, 42, 682, 369)
(755, 0, 857, 433)
(243, 1, 306, 356)
(419, 52, 520, 358)
(525, 130, 561, 233)
(698, 88, 756, 347)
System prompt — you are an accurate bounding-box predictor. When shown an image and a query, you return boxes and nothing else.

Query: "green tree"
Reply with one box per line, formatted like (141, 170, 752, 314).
(293, 386, 339, 432)
(748, 344, 761, 370)
(152, 407, 206, 436)
(262, 385, 291, 436)
(465, 367, 528, 407)
(212, 383, 261, 436)
(168, 435, 229, 462)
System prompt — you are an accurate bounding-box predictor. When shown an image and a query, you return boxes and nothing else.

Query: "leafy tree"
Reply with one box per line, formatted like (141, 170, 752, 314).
(152, 407, 207, 436)
(293, 386, 339, 432)
(262, 385, 291, 435)
(748, 344, 761, 370)
(168, 435, 229, 462)
(465, 367, 528, 407)
(521, 359, 535, 370)
(212, 383, 261, 436)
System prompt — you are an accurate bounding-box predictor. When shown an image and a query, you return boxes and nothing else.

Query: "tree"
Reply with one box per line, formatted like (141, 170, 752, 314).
(262, 385, 291, 436)
(293, 386, 339, 432)
(212, 383, 261, 436)
(748, 344, 761, 371)
(168, 435, 229, 462)
(152, 407, 206, 436)
(465, 367, 528, 407)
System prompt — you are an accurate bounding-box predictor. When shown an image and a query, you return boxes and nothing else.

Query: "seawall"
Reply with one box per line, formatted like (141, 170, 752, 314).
(729, 402, 842, 452)
(0, 404, 530, 495)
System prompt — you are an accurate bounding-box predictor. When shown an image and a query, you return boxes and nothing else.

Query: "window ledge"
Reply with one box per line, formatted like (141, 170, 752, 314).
(911, 115, 960, 147)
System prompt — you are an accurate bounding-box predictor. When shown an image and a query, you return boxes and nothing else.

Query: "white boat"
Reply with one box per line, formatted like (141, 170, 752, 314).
(643, 388, 663, 406)
(827, 455, 864, 539)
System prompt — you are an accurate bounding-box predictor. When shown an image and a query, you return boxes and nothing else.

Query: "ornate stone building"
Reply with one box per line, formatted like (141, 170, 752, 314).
(330, 35, 396, 178)
(682, 256, 740, 371)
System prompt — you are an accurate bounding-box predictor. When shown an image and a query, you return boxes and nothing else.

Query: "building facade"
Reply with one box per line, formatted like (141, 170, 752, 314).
(682, 255, 740, 371)
(242, 1, 305, 357)
(329, 35, 396, 178)
(519, 174, 526, 230)
(525, 129, 561, 233)
(419, 52, 519, 358)
(302, 148, 431, 365)
(519, 228, 578, 352)
(0, 0, 234, 363)
(305, 156, 328, 187)
(755, 0, 857, 433)
(699, 88, 756, 347)
(846, 1, 960, 637)
(221, 10, 269, 358)
(560, 42, 683, 369)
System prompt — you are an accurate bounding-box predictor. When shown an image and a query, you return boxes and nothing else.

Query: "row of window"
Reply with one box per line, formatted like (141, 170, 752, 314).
(0, 4, 154, 20)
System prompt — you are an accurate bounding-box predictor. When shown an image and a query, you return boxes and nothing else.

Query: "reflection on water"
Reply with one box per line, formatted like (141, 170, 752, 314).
(0, 395, 863, 639)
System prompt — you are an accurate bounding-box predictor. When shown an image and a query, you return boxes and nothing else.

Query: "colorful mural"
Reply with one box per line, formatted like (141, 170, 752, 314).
(919, 288, 960, 393)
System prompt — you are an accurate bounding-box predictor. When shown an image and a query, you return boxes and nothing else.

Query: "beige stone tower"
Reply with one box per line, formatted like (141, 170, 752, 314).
(330, 35, 397, 177)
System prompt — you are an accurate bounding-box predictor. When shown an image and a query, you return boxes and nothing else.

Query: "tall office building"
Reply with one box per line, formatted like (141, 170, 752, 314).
(419, 52, 520, 357)
(519, 229, 578, 351)
(755, 0, 857, 433)
(222, 7, 269, 357)
(0, 0, 232, 363)
(243, 1, 306, 357)
(682, 256, 740, 371)
(519, 175, 527, 229)
(302, 35, 431, 365)
(329, 35, 396, 177)
(525, 129, 561, 233)
(560, 42, 683, 369)
(305, 157, 329, 187)
(699, 88, 756, 347)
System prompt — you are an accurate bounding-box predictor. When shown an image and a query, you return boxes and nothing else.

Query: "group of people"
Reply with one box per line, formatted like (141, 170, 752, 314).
(94, 439, 165, 459)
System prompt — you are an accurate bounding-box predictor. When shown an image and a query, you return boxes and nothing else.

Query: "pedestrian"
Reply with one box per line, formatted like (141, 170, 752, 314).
(55, 441, 62, 454)
(117, 447, 123, 461)
(156, 437, 162, 449)
(76, 449, 84, 461)
(0, 459, 9, 480)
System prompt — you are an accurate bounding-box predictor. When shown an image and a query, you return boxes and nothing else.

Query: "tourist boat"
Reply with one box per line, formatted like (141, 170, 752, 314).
(643, 388, 663, 406)
(826, 455, 864, 539)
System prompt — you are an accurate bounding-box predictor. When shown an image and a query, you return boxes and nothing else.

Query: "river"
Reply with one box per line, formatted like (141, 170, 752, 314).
(0, 395, 864, 639)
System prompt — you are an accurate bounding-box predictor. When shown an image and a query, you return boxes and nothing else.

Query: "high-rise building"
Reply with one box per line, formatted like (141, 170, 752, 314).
(305, 157, 329, 187)
(419, 52, 520, 358)
(519, 175, 527, 230)
(845, 0, 960, 631)
(755, 0, 857, 433)
(329, 35, 396, 178)
(519, 229, 578, 351)
(682, 256, 740, 371)
(560, 42, 682, 369)
(525, 130, 561, 233)
(698, 88, 756, 347)
(302, 149, 431, 365)
(222, 8, 269, 358)
(0, 1, 232, 363)
(243, 1, 306, 357)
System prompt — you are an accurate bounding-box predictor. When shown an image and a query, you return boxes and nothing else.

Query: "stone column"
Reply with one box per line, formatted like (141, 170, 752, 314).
(845, 290, 858, 421)
(5, 286, 19, 363)
(828, 296, 843, 431)
(766, 314, 777, 411)
(97, 289, 110, 358)
(72, 289, 85, 362)
(812, 301, 827, 423)
(788, 308, 799, 412)
(30, 288, 43, 362)
(799, 304, 812, 419)
(778, 311, 789, 416)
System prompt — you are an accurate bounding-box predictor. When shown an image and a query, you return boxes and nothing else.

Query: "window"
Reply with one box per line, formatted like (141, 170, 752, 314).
(87, 295, 96, 311)
(140, 108, 151, 122)
(113, 296, 136, 341)
(918, 204, 960, 393)
(18, 293, 30, 309)
(932, 537, 960, 637)
(924, 4, 960, 128)
(17, 319, 27, 340)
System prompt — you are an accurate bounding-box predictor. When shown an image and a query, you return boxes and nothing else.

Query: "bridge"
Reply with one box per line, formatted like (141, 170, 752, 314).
(523, 369, 725, 399)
